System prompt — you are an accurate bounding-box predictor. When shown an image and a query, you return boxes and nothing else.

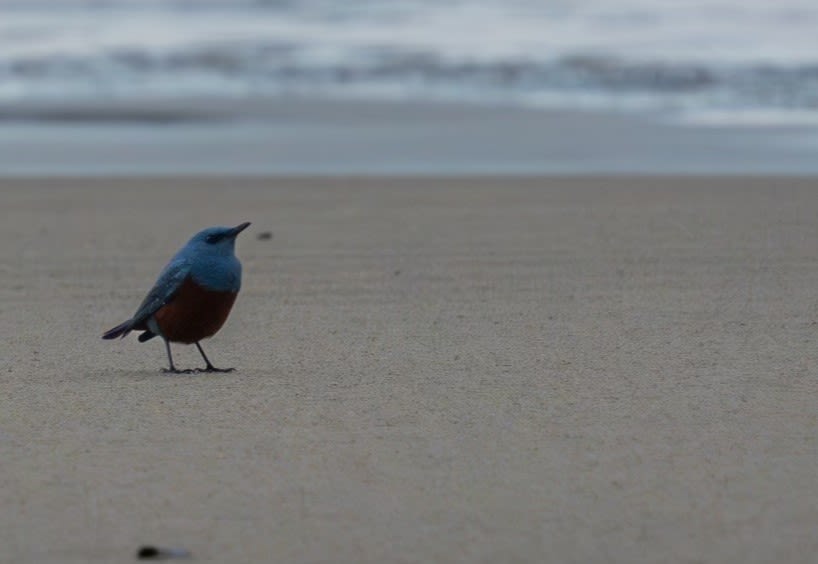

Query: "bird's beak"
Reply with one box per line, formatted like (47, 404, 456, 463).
(230, 222, 251, 237)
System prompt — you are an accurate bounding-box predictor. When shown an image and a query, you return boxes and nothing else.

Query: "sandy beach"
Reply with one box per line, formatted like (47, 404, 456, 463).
(3, 176, 818, 563)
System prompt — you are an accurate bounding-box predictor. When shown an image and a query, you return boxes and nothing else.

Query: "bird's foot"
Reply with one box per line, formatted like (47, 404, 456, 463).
(161, 367, 196, 374)
(197, 365, 235, 373)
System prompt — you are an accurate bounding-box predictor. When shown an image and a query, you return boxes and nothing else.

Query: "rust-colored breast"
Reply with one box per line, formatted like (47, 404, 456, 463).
(154, 277, 238, 344)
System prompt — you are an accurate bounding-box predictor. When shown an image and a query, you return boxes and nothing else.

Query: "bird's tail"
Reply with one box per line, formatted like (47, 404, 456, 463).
(102, 319, 134, 340)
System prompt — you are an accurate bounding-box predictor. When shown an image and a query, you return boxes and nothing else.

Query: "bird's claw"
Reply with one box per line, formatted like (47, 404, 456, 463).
(197, 366, 235, 373)
(160, 366, 234, 374)
(161, 368, 196, 374)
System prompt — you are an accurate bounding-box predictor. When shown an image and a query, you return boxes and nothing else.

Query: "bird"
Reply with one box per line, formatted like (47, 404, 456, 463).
(102, 222, 251, 373)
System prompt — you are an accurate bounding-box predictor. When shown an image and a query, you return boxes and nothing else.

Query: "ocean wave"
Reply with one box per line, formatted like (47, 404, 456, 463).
(2, 48, 818, 113)
(1, 0, 818, 125)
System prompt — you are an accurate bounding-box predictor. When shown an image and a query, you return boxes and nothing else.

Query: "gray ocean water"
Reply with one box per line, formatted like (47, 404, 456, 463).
(2, 0, 818, 125)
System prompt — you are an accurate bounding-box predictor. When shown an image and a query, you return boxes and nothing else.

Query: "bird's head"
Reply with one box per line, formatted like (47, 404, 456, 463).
(186, 222, 251, 256)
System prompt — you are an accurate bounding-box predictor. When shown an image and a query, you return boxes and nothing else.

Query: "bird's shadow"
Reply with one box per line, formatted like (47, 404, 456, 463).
(87, 367, 239, 380)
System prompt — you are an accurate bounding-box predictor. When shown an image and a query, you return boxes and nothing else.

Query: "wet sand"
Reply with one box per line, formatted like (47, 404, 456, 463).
(2, 177, 818, 563)
(1, 97, 818, 175)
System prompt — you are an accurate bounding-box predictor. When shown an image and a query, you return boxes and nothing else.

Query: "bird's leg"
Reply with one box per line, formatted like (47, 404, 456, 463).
(194, 342, 234, 373)
(161, 339, 193, 374)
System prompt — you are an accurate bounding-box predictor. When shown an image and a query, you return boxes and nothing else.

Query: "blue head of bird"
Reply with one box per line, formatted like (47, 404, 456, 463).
(179, 222, 251, 292)
(185, 222, 251, 257)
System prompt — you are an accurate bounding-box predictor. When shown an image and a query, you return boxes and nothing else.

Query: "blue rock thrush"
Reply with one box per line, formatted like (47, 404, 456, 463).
(103, 222, 250, 373)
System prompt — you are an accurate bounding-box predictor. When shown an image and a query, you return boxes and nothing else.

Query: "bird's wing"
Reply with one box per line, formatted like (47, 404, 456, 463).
(130, 259, 191, 326)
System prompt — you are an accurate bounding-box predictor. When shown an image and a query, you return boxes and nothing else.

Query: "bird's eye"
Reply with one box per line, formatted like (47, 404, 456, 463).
(206, 234, 221, 244)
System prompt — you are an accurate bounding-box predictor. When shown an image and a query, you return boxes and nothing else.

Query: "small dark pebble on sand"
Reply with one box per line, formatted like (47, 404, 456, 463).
(137, 546, 191, 560)
(137, 547, 159, 559)
(257, 231, 273, 240)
